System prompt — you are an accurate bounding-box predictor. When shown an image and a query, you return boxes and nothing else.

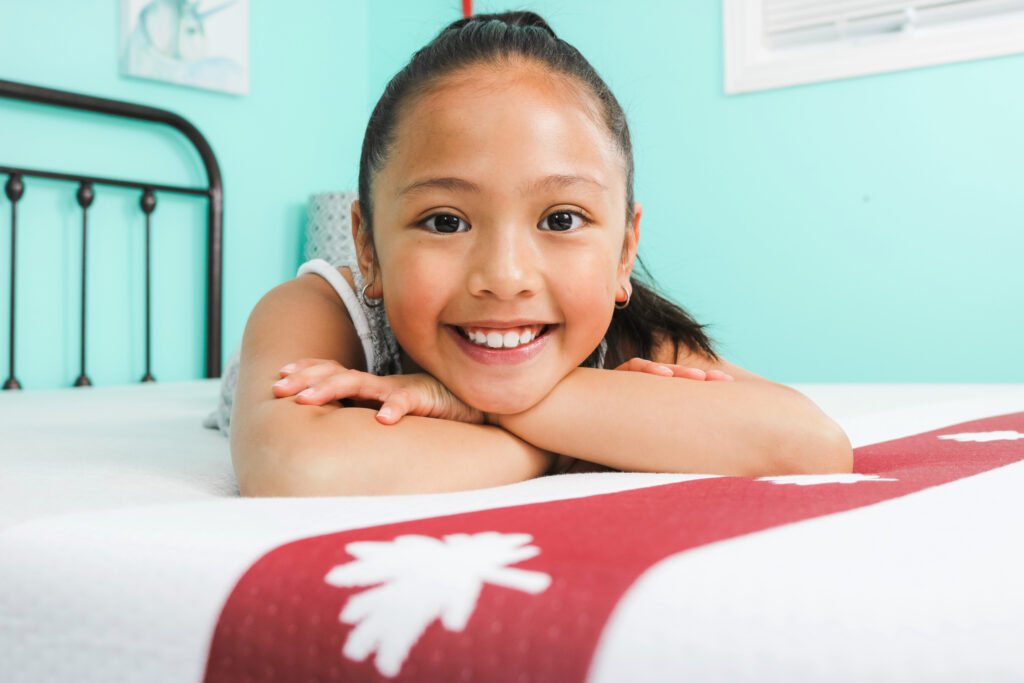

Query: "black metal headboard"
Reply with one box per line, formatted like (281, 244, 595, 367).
(0, 79, 223, 389)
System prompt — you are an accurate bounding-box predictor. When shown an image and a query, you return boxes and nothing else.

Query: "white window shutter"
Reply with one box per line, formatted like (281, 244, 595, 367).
(724, 0, 1024, 93)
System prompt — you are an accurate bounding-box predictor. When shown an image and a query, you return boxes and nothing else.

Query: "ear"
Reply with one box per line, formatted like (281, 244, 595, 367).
(619, 201, 642, 280)
(351, 199, 382, 296)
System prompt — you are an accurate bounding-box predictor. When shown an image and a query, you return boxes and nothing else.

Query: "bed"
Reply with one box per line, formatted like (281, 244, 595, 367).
(2, 80, 1023, 683)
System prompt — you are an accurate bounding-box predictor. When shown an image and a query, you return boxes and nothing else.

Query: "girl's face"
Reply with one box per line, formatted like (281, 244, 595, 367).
(355, 61, 641, 414)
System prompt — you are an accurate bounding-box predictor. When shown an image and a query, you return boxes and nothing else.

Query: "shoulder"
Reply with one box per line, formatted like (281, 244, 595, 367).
(650, 333, 769, 383)
(296, 264, 358, 300)
(245, 266, 367, 374)
(230, 268, 368, 492)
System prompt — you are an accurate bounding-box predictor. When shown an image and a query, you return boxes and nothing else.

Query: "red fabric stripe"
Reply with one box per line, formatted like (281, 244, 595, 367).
(204, 411, 1024, 682)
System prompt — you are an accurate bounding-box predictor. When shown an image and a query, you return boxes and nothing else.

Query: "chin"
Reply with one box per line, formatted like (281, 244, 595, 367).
(455, 381, 551, 416)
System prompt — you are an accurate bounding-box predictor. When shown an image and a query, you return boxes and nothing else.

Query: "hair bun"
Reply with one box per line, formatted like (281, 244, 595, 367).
(443, 10, 558, 39)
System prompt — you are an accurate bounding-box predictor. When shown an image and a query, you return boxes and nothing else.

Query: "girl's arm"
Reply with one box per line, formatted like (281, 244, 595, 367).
(239, 404, 556, 497)
(230, 275, 556, 497)
(491, 367, 853, 477)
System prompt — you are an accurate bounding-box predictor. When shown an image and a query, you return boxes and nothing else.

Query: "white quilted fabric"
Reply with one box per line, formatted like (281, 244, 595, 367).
(4, 385, 1024, 683)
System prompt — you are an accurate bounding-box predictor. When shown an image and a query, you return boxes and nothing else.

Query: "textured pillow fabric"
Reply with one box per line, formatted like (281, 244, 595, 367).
(304, 191, 358, 265)
(202, 192, 358, 437)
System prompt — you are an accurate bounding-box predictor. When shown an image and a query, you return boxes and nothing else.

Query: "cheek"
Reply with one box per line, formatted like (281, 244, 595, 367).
(381, 251, 451, 331)
(563, 291, 613, 339)
(557, 251, 620, 305)
(555, 255, 618, 348)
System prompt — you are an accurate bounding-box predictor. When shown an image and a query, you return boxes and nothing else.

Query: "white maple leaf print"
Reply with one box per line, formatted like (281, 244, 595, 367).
(937, 430, 1024, 442)
(323, 531, 551, 678)
(756, 473, 897, 486)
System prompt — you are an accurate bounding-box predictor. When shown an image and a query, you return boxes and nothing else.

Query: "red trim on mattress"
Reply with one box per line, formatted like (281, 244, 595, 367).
(204, 411, 1024, 682)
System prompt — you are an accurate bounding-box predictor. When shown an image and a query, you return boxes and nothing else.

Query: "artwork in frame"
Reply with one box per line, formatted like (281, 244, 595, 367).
(120, 0, 249, 96)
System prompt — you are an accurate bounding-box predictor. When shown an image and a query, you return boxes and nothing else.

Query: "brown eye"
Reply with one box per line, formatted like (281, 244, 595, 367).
(540, 210, 585, 232)
(422, 214, 468, 233)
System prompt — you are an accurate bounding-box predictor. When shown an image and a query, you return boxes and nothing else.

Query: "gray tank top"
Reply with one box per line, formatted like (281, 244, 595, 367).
(295, 258, 403, 376)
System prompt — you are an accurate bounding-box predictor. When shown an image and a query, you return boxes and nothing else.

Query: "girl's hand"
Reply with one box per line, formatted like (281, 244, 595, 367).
(614, 357, 734, 381)
(273, 358, 485, 425)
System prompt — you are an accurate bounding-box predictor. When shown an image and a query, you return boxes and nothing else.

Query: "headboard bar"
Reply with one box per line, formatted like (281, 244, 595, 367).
(0, 164, 209, 197)
(0, 79, 223, 191)
(0, 79, 223, 386)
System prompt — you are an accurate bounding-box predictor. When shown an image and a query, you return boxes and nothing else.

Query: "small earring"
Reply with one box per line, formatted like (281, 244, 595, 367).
(614, 285, 631, 310)
(360, 283, 383, 309)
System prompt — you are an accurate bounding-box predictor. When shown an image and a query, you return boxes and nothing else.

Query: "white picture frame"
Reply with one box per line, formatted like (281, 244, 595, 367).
(120, 0, 250, 96)
(724, 0, 1024, 94)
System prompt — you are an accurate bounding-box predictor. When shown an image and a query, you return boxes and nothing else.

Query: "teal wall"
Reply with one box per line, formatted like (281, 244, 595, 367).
(2, 1, 1021, 388)
(370, 0, 1024, 383)
(0, 0, 368, 389)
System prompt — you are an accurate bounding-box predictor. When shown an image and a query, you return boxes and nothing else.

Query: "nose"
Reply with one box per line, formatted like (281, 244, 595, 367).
(466, 223, 543, 300)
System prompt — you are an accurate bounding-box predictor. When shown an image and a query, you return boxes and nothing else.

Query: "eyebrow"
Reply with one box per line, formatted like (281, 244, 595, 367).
(397, 174, 606, 197)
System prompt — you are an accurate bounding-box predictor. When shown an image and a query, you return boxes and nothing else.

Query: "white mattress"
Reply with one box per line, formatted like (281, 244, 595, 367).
(0, 380, 236, 527)
(2, 381, 1023, 682)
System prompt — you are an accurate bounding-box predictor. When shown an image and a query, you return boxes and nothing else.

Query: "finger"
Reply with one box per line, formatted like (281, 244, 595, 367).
(277, 358, 348, 380)
(651, 365, 735, 382)
(704, 370, 734, 381)
(671, 366, 707, 380)
(614, 358, 649, 372)
(615, 358, 674, 377)
(277, 358, 325, 377)
(272, 371, 320, 397)
(273, 361, 344, 396)
(375, 389, 413, 425)
(614, 359, 722, 382)
(644, 363, 675, 377)
(293, 369, 384, 405)
(651, 365, 706, 380)
(272, 375, 309, 397)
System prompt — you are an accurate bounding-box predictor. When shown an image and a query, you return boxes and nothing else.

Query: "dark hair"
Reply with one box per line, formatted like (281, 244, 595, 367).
(357, 10, 721, 367)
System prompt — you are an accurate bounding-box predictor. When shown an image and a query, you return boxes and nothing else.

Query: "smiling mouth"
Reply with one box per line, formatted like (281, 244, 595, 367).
(451, 324, 555, 350)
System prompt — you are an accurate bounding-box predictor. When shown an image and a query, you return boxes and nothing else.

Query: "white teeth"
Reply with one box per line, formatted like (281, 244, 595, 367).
(460, 325, 546, 349)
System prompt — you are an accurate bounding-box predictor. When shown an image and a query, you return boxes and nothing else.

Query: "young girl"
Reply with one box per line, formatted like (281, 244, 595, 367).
(227, 11, 853, 496)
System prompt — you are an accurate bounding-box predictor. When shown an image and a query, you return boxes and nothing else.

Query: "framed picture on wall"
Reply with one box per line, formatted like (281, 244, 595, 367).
(119, 0, 250, 96)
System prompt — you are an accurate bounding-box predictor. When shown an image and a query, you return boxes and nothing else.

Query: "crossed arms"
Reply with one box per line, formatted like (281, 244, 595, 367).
(229, 276, 852, 497)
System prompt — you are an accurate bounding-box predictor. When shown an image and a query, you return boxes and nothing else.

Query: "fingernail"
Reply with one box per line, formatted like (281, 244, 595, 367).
(280, 363, 297, 374)
(654, 364, 673, 375)
(273, 379, 287, 387)
(377, 406, 394, 421)
(298, 388, 315, 397)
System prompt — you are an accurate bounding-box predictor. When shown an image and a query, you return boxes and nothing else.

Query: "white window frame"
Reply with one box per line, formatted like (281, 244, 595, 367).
(724, 0, 1024, 94)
